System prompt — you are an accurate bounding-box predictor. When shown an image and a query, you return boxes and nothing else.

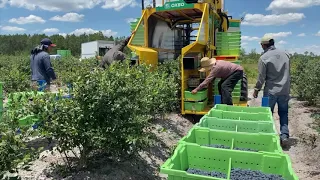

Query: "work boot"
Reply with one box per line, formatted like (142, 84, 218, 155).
(280, 134, 289, 147)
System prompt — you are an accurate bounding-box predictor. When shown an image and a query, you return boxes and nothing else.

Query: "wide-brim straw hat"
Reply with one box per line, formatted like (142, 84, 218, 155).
(199, 57, 216, 72)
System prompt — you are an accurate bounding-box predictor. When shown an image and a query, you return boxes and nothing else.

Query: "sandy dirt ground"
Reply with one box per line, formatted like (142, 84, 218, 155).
(17, 89, 320, 180)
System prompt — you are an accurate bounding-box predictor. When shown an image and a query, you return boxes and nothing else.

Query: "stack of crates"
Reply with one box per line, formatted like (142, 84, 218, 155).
(214, 60, 242, 104)
(160, 104, 299, 180)
(184, 88, 208, 112)
(216, 32, 241, 56)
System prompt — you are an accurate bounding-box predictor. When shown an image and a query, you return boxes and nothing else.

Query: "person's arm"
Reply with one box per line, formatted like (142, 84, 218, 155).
(42, 54, 56, 80)
(117, 31, 136, 52)
(193, 67, 216, 92)
(254, 58, 267, 91)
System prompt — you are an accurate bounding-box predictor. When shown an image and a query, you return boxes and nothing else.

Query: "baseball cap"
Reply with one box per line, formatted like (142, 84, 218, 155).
(260, 34, 274, 45)
(40, 38, 56, 47)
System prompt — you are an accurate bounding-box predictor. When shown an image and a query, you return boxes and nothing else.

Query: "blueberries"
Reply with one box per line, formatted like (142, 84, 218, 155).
(203, 144, 231, 149)
(233, 147, 258, 152)
(203, 144, 259, 152)
(230, 168, 285, 180)
(187, 168, 227, 179)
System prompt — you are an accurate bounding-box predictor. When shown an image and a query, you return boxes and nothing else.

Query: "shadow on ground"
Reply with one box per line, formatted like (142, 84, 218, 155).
(282, 137, 299, 151)
(44, 152, 163, 180)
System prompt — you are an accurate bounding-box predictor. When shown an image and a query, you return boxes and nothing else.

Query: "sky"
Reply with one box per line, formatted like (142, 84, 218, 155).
(0, 0, 319, 54)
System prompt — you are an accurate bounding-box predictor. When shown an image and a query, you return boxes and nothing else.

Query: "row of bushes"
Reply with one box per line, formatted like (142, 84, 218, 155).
(0, 57, 181, 177)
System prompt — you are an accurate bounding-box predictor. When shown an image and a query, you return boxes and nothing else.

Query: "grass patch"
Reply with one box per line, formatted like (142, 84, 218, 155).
(242, 63, 258, 85)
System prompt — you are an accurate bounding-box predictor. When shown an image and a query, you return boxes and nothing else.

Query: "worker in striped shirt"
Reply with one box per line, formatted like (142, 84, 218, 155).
(192, 57, 243, 105)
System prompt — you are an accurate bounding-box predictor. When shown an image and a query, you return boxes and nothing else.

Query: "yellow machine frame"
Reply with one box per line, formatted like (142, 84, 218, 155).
(128, 0, 247, 116)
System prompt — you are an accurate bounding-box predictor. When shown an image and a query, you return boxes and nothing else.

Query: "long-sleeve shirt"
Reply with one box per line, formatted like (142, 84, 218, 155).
(30, 51, 56, 84)
(195, 60, 243, 91)
(100, 35, 132, 68)
(254, 45, 291, 96)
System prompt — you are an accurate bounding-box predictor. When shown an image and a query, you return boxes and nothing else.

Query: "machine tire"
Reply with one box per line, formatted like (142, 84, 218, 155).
(240, 72, 248, 101)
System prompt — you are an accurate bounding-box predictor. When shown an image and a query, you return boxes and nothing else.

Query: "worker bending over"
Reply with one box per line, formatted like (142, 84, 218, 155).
(192, 57, 243, 105)
(253, 34, 291, 146)
(99, 31, 135, 69)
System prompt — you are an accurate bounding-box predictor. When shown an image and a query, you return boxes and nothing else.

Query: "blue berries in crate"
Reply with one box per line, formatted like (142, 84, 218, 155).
(230, 168, 285, 180)
(187, 168, 227, 179)
(203, 144, 258, 152)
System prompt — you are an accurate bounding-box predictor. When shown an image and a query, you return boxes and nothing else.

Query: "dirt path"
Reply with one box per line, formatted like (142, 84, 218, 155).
(248, 89, 320, 180)
(18, 89, 320, 179)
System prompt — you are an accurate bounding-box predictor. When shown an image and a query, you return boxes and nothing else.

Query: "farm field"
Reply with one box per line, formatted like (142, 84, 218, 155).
(0, 54, 320, 180)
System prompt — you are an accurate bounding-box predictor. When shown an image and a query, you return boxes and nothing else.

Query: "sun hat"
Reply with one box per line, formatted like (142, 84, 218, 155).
(260, 34, 274, 45)
(199, 57, 216, 72)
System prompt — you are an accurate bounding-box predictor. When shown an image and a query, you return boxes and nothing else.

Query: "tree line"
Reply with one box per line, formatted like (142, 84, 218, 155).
(0, 32, 129, 57)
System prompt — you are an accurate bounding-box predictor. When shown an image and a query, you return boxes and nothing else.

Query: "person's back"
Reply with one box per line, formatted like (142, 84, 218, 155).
(30, 38, 57, 91)
(31, 51, 52, 83)
(260, 47, 290, 96)
(253, 34, 291, 146)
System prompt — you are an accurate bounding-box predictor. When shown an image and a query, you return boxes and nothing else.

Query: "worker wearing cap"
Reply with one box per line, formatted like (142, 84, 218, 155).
(192, 57, 243, 105)
(99, 31, 136, 69)
(253, 34, 291, 146)
(30, 38, 57, 91)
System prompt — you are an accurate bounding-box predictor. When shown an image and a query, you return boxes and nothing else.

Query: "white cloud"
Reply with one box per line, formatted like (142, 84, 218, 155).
(286, 45, 320, 55)
(59, 33, 67, 38)
(278, 40, 287, 44)
(126, 18, 137, 24)
(241, 36, 260, 41)
(101, 0, 138, 11)
(315, 31, 320, 36)
(264, 32, 292, 38)
(8, 15, 45, 24)
(0, 0, 7, 8)
(1, 25, 26, 32)
(70, 28, 117, 37)
(1, 0, 139, 11)
(298, 33, 306, 37)
(267, 0, 320, 13)
(242, 13, 305, 26)
(50, 13, 84, 22)
(43, 28, 59, 33)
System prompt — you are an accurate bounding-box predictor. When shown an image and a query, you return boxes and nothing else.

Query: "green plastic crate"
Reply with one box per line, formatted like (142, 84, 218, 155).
(196, 116, 277, 134)
(214, 104, 272, 114)
(232, 60, 241, 65)
(208, 109, 273, 122)
(184, 99, 208, 112)
(233, 87, 240, 92)
(184, 89, 208, 101)
(160, 143, 298, 180)
(216, 49, 240, 56)
(216, 37, 241, 42)
(180, 127, 283, 153)
(232, 92, 240, 96)
(217, 45, 241, 49)
(216, 32, 241, 36)
(229, 21, 240, 27)
(232, 96, 240, 104)
(216, 40, 241, 45)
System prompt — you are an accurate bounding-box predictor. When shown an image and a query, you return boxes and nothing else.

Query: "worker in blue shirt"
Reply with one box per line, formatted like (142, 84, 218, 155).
(30, 38, 57, 91)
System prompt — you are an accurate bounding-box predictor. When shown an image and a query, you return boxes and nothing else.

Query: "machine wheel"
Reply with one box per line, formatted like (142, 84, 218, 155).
(240, 72, 248, 101)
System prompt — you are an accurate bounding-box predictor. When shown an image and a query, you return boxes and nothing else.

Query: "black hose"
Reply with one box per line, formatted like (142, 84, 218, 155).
(218, 12, 230, 32)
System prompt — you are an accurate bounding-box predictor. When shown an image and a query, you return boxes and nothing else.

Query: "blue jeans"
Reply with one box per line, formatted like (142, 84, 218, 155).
(267, 94, 290, 138)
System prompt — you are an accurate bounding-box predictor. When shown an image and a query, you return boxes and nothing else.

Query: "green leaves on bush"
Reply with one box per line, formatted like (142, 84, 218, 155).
(292, 57, 320, 105)
(25, 60, 179, 168)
